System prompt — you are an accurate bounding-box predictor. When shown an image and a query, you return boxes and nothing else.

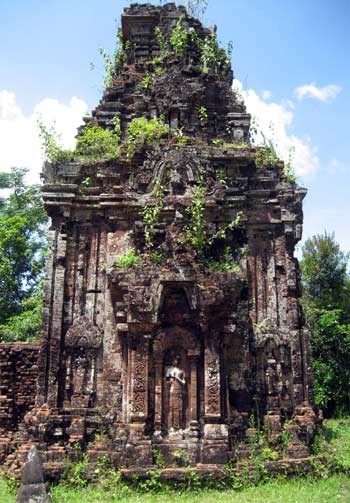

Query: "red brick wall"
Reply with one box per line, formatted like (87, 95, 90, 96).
(0, 343, 40, 433)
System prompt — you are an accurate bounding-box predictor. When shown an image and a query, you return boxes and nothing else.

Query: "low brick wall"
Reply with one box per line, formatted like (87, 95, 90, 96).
(0, 343, 40, 434)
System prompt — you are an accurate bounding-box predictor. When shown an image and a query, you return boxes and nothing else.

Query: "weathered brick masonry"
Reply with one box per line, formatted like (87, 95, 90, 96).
(0, 3, 320, 478)
(0, 344, 39, 460)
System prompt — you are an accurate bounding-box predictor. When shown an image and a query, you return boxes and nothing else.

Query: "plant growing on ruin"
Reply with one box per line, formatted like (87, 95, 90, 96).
(184, 175, 207, 252)
(64, 453, 89, 488)
(149, 251, 166, 264)
(283, 146, 297, 183)
(198, 105, 208, 126)
(76, 117, 121, 160)
(170, 16, 189, 57)
(99, 30, 129, 87)
(173, 127, 189, 146)
(152, 447, 165, 468)
(201, 32, 221, 74)
(115, 250, 140, 269)
(37, 118, 75, 164)
(206, 246, 240, 272)
(99, 47, 114, 87)
(155, 26, 170, 60)
(253, 141, 279, 169)
(140, 73, 154, 92)
(141, 178, 164, 248)
(208, 211, 243, 245)
(127, 116, 169, 159)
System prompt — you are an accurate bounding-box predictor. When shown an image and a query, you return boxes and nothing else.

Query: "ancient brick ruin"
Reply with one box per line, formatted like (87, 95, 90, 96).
(1, 3, 319, 476)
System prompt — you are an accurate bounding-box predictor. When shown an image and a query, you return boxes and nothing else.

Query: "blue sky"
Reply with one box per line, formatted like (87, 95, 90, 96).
(0, 0, 349, 256)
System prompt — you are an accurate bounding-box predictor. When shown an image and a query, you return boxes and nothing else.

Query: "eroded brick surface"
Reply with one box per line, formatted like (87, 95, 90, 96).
(0, 3, 320, 477)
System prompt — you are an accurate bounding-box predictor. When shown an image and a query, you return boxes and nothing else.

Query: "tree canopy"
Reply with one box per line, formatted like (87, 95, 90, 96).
(0, 167, 48, 341)
(301, 232, 350, 416)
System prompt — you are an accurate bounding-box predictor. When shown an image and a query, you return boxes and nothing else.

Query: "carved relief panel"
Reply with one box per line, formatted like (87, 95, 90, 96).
(64, 316, 102, 408)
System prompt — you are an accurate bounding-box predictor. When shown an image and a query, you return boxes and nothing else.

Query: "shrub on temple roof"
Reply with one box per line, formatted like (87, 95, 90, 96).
(127, 116, 169, 159)
(253, 142, 279, 169)
(76, 117, 121, 160)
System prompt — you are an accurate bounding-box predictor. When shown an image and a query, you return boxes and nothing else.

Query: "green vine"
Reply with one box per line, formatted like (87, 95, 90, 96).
(141, 178, 164, 248)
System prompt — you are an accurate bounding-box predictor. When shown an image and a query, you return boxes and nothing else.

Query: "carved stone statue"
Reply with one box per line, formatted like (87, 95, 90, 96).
(165, 354, 186, 431)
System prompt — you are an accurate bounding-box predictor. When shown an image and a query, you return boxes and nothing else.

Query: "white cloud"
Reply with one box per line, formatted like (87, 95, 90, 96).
(294, 82, 341, 102)
(233, 79, 319, 177)
(261, 90, 271, 101)
(0, 90, 87, 183)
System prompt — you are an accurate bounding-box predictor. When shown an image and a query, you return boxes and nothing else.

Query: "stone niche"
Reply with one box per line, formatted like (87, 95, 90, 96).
(0, 3, 320, 476)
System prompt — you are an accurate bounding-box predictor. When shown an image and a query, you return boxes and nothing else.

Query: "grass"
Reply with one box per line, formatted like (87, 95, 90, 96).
(2, 418, 350, 503)
(0, 475, 347, 503)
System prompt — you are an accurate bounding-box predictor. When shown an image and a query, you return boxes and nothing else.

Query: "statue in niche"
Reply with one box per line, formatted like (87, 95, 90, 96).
(72, 347, 93, 397)
(266, 353, 277, 396)
(165, 353, 186, 431)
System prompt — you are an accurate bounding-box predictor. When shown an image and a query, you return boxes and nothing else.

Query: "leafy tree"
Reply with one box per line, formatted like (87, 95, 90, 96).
(301, 232, 350, 416)
(0, 167, 48, 341)
(301, 232, 349, 313)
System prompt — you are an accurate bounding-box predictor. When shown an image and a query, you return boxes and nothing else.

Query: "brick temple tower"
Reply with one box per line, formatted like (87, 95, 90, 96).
(3, 3, 319, 474)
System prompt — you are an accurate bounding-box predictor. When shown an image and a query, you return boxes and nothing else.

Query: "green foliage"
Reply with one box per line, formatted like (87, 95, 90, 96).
(152, 448, 165, 469)
(149, 251, 166, 264)
(310, 309, 350, 414)
(140, 73, 155, 92)
(173, 127, 189, 146)
(99, 30, 128, 87)
(115, 250, 140, 269)
(201, 31, 229, 74)
(155, 27, 169, 60)
(127, 116, 169, 159)
(301, 232, 350, 416)
(283, 146, 297, 183)
(114, 29, 128, 75)
(0, 168, 47, 336)
(184, 176, 207, 252)
(64, 454, 89, 489)
(253, 142, 279, 169)
(185, 177, 242, 258)
(5, 421, 350, 502)
(206, 246, 240, 272)
(283, 162, 297, 183)
(99, 47, 114, 87)
(76, 118, 121, 160)
(198, 106, 208, 126)
(301, 232, 349, 311)
(141, 178, 164, 248)
(37, 117, 75, 164)
(0, 292, 43, 343)
(170, 16, 189, 57)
